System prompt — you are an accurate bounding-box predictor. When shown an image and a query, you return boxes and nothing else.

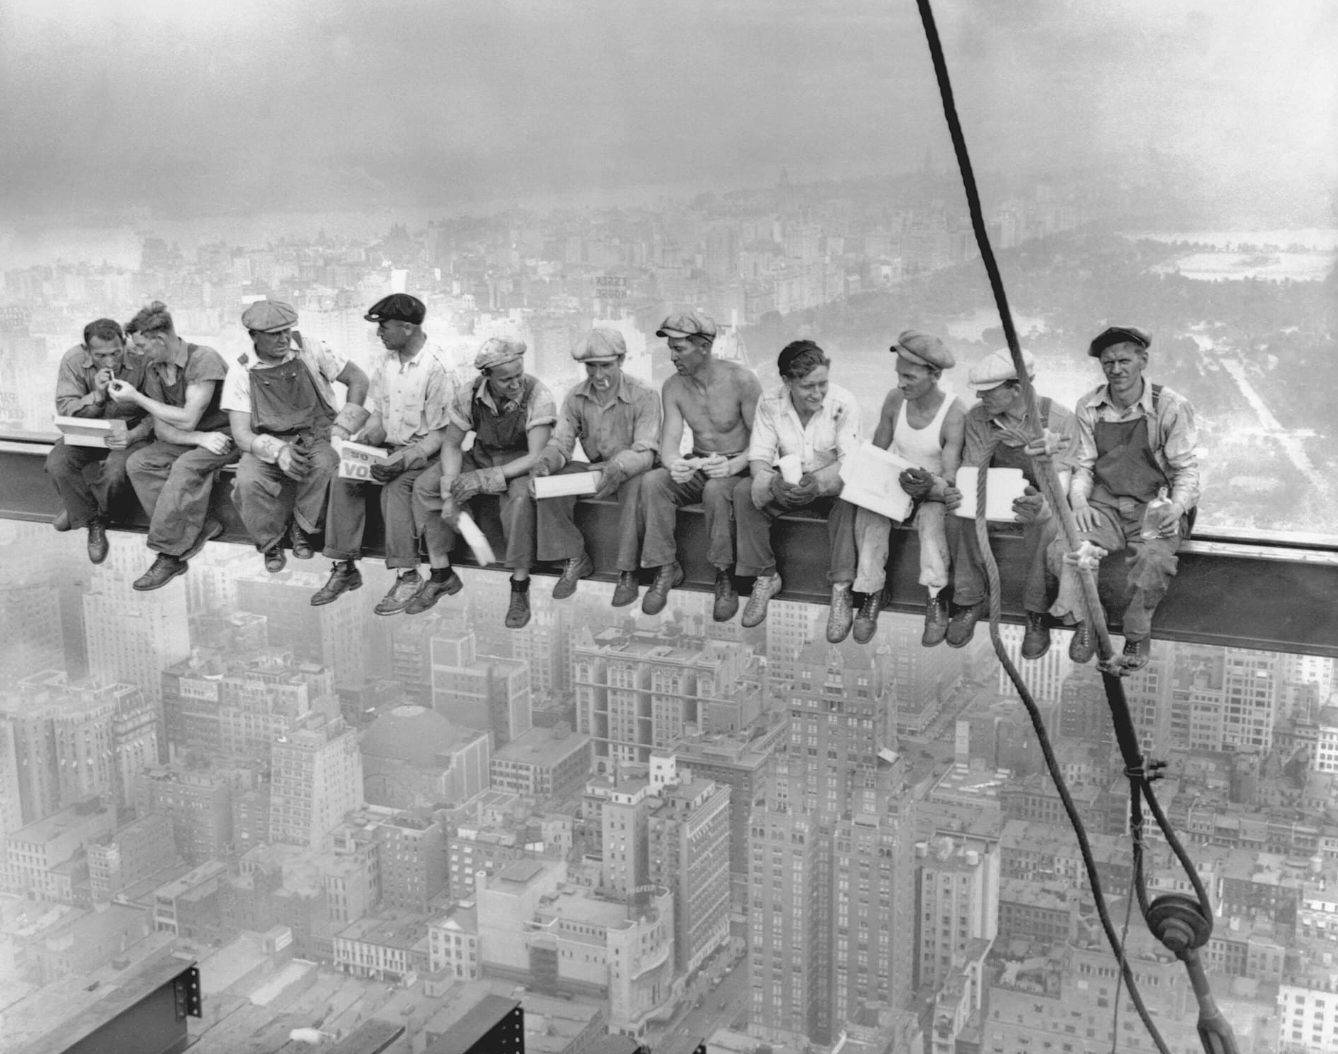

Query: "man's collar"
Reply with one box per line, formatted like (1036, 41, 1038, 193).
(164, 340, 189, 370)
(247, 348, 297, 371)
(1086, 380, 1152, 412)
(389, 341, 428, 368)
(476, 377, 518, 412)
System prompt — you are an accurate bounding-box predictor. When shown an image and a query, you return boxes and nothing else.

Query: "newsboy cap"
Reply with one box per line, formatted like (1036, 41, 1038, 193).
(891, 330, 955, 370)
(1088, 326, 1151, 357)
(241, 299, 299, 334)
(572, 328, 627, 363)
(364, 293, 425, 325)
(968, 348, 1037, 392)
(656, 309, 717, 342)
(475, 337, 527, 371)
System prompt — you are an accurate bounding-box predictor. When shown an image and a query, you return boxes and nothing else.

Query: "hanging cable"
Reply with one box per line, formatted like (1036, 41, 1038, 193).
(912, 3, 1238, 1053)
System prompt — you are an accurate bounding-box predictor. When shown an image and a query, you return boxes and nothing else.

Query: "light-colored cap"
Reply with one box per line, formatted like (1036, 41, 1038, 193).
(474, 337, 527, 371)
(572, 328, 627, 363)
(968, 348, 1036, 391)
(891, 329, 955, 370)
(241, 299, 299, 333)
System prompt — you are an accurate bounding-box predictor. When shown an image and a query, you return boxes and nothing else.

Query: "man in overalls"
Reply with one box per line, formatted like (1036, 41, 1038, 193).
(222, 299, 370, 572)
(945, 348, 1076, 657)
(410, 337, 556, 628)
(1051, 326, 1199, 671)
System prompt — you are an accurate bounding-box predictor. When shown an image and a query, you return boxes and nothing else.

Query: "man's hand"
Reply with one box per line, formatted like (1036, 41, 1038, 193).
(330, 424, 352, 443)
(196, 432, 232, 457)
(1071, 500, 1100, 533)
(752, 473, 775, 511)
(1152, 500, 1184, 538)
(1012, 485, 1050, 525)
(94, 368, 116, 397)
(107, 379, 138, 405)
(450, 470, 486, 502)
(276, 443, 311, 481)
(593, 463, 626, 500)
(669, 458, 697, 484)
(942, 485, 963, 513)
(1021, 428, 1071, 459)
(440, 495, 458, 521)
(700, 454, 731, 479)
(360, 422, 387, 447)
(370, 456, 405, 483)
(899, 467, 934, 501)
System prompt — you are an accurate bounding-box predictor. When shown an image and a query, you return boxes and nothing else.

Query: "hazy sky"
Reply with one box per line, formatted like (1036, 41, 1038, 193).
(0, 0, 1334, 226)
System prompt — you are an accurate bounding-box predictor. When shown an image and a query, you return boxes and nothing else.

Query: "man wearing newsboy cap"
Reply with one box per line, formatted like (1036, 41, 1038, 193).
(311, 294, 462, 614)
(411, 336, 556, 628)
(223, 298, 370, 574)
(1048, 325, 1199, 672)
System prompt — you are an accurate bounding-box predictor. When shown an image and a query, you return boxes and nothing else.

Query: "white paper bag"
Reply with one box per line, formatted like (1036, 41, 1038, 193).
(953, 467, 1028, 523)
(838, 443, 918, 523)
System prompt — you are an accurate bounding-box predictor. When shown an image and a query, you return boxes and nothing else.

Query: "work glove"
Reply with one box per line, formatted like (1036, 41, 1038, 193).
(450, 466, 508, 501)
(899, 467, 935, 501)
(276, 443, 311, 481)
(592, 461, 627, 500)
(1013, 485, 1051, 525)
(370, 457, 406, 483)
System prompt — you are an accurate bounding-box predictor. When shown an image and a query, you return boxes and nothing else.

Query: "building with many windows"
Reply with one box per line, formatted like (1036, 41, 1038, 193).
(269, 715, 363, 850)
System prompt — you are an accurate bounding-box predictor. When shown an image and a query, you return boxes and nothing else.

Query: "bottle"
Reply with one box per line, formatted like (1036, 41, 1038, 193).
(1141, 486, 1174, 541)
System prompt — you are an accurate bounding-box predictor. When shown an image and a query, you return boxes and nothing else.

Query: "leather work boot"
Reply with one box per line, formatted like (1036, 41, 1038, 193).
(946, 600, 987, 648)
(1123, 636, 1151, 671)
(826, 583, 854, 643)
(552, 551, 594, 600)
(642, 562, 684, 616)
(374, 571, 423, 616)
(87, 518, 110, 565)
(506, 578, 532, 629)
(741, 573, 783, 628)
(311, 562, 362, 606)
(853, 590, 882, 645)
(611, 571, 639, 608)
(1068, 621, 1095, 664)
(133, 553, 189, 591)
(713, 569, 740, 622)
(53, 510, 72, 532)
(181, 518, 223, 561)
(405, 571, 463, 614)
(1021, 612, 1051, 660)
(922, 593, 949, 648)
(264, 544, 287, 573)
(288, 521, 314, 560)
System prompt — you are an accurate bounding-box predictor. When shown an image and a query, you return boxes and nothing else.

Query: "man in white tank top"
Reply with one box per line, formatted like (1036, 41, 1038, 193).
(849, 331, 965, 645)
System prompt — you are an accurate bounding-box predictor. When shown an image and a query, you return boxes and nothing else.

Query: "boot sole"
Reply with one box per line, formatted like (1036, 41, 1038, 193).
(311, 578, 362, 606)
(405, 577, 464, 614)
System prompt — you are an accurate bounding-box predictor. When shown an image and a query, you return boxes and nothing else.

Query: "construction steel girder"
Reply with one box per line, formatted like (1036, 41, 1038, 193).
(3, 436, 1336, 658)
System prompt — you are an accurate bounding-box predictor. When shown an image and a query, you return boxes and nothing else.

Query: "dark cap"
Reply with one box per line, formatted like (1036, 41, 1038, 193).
(1088, 326, 1151, 357)
(365, 293, 426, 326)
(656, 309, 718, 342)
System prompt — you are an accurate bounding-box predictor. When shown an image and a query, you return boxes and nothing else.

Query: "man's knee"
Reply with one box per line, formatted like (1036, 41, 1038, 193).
(701, 476, 736, 511)
(44, 442, 85, 479)
(641, 468, 674, 501)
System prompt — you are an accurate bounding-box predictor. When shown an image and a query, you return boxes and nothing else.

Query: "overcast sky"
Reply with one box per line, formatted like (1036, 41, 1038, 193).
(0, 0, 1334, 226)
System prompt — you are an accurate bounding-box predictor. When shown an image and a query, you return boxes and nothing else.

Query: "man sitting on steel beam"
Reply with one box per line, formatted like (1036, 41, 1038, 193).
(1050, 326, 1200, 671)
(528, 328, 662, 606)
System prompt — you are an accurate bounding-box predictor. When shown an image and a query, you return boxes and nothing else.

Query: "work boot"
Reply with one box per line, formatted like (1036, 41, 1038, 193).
(133, 553, 189, 591)
(642, 562, 684, 616)
(1122, 636, 1151, 671)
(311, 561, 362, 606)
(87, 518, 109, 565)
(264, 544, 287, 574)
(288, 521, 314, 560)
(405, 570, 463, 614)
(922, 593, 949, 648)
(506, 578, 532, 629)
(946, 600, 987, 649)
(53, 510, 72, 532)
(853, 591, 882, 645)
(1021, 612, 1051, 660)
(181, 518, 223, 562)
(611, 571, 639, 608)
(1068, 621, 1095, 664)
(552, 551, 594, 600)
(374, 571, 422, 616)
(713, 569, 740, 622)
(826, 583, 854, 643)
(741, 573, 783, 629)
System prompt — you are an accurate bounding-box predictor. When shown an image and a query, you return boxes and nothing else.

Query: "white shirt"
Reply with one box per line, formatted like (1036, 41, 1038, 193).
(368, 341, 457, 447)
(748, 382, 862, 473)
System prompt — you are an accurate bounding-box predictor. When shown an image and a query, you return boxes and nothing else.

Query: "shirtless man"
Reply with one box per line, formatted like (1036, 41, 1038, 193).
(639, 309, 762, 619)
(849, 330, 965, 645)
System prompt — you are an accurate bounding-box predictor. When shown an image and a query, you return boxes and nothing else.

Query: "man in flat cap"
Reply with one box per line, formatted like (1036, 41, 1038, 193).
(1049, 326, 1199, 671)
(46, 318, 153, 564)
(945, 348, 1076, 657)
(411, 336, 556, 628)
(733, 339, 862, 638)
(222, 298, 370, 573)
(110, 301, 238, 589)
(638, 308, 762, 619)
(849, 330, 965, 645)
(311, 294, 459, 613)
(529, 327, 661, 604)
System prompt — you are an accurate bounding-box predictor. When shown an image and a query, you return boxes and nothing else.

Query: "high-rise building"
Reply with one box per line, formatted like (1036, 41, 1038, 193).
(0, 532, 65, 686)
(994, 623, 1074, 707)
(764, 599, 823, 696)
(489, 724, 592, 802)
(913, 835, 1000, 993)
(429, 620, 532, 748)
(134, 764, 234, 864)
(601, 775, 653, 897)
(377, 810, 447, 913)
(1057, 665, 1113, 748)
(269, 715, 363, 850)
(234, 568, 370, 689)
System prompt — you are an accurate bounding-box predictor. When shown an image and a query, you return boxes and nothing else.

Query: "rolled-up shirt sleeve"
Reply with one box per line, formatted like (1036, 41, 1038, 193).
(549, 394, 583, 463)
(526, 382, 558, 431)
(748, 398, 781, 465)
(446, 382, 476, 433)
(1069, 401, 1099, 505)
(628, 386, 662, 456)
(833, 396, 862, 462)
(1159, 395, 1200, 511)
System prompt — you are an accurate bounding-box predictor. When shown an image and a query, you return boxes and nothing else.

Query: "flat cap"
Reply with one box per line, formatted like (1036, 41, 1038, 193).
(572, 328, 627, 363)
(241, 299, 299, 333)
(891, 329, 954, 370)
(475, 337, 527, 371)
(1088, 326, 1151, 357)
(365, 293, 425, 325)
(968, 348, 1036, 391)
(656, 309, 717, 342)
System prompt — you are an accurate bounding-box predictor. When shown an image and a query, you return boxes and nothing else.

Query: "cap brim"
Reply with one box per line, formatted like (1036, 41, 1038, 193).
(656, 328, 690, 339)
(968, 379, 1009, 392)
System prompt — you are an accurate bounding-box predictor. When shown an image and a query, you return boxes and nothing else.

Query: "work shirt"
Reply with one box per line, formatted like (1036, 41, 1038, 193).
(143, 342, 231, 433)
(547, 373, 660, 470)
(53, 344, 149, 422)
(961, 397, 1077, 472)
(220, 337, 347, 416)
(748, 382, 862, 474)
(1070, 380, 1200, 511)
(447, 374, 557, 436)
(367, 341, 456, 448)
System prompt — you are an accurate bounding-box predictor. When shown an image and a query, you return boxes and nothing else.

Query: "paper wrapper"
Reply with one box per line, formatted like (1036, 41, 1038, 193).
(838, 443, 918, 522)
(953, 467, 1028, 522)
(334, 439, 390, 483)
(532, 469, 602, 499)
(456, 511, 495, 565)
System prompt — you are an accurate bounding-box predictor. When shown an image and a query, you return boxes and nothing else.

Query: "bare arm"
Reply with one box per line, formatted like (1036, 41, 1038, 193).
(439, 423, 467, 481)
(725, 370, 764, 476)
(229, 409, 261, 455)
(939, 402, 966, 484)
(501, 424, 553, 479)
(871, 391, 900, 450)
(335, 361, 370, 405)
(119, 378, 218, 432)
(658, 381, 686, 468)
